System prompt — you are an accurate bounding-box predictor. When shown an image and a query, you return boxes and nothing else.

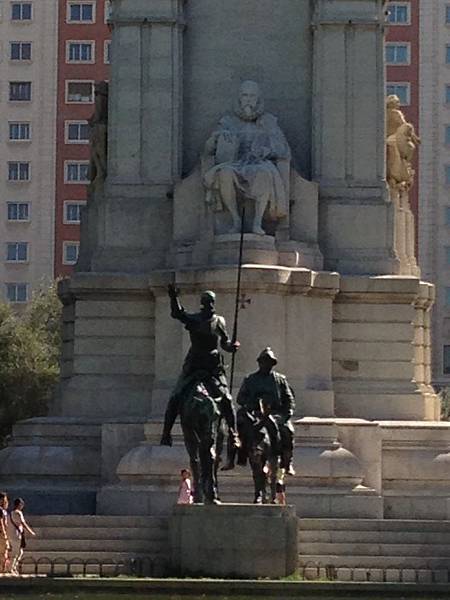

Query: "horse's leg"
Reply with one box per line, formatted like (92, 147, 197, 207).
(249, 450, 266, 504)
(269, 456, 279, 504)
(199, 427, 218, 504)
(183, 426, 202, 503)
(214, 419, 224, 485)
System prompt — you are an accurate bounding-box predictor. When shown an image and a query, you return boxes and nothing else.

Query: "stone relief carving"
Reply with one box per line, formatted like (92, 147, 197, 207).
(89, 81, 109, 190)
(386, 94, 420, 191)
(202, 80, 291, 235)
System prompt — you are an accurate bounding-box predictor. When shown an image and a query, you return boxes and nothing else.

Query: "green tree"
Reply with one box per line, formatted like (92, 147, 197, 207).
(0, 282, 62, 446)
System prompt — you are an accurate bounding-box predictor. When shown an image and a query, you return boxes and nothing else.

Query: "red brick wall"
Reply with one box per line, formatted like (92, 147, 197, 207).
(54, 0, 110, 277)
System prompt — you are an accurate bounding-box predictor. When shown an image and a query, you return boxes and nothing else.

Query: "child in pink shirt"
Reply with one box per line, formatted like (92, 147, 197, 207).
(177, 469, 193, 505)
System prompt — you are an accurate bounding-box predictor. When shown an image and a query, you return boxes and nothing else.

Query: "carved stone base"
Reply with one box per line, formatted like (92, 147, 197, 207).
(211, 233, 277, 265)
(98, 419, 382, 519)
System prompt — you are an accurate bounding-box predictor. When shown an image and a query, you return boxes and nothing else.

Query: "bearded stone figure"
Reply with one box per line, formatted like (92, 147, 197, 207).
(202, 81, 291, 235)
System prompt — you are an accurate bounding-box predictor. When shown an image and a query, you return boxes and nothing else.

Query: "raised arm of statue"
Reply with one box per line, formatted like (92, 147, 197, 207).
(168, 285, 189, 323)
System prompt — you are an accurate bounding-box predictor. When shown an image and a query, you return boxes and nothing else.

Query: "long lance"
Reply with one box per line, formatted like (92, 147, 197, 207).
(229, 205, 246, 393)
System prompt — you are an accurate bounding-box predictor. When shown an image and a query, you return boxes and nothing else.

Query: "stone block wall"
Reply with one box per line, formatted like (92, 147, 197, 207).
(57, 275, 155, 418)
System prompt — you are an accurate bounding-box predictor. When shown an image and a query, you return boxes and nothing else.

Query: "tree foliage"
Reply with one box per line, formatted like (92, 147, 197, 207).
(0, 283, 62, 446)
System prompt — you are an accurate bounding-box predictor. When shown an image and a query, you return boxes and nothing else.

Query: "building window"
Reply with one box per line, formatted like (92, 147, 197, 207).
(444, 345, 450, 374)
(446, 6, 450, 24)
(7, 202, 29, 221)
(65, 121, 89, 144)
(386, 83, 410, 106)
(65, 161, 89, 183)
(9, 81, 31, 101)
(104, 40, 111, 64)
(385, 43, 410, 65)
(6, 283, 28, 303)
(67, 2, 95, 23)
(66, 41, 94, 63)
(10, 41, 32, 60)
(64, 201, 85, 224)
(11, 2, 32, 21)
(63, 242, 80, 265)
(66, 81, 94, 103)
(387, 2, 410, 24)
(104, 0, 112, 22)
(6, 242, 28, 262)
(9, 122, 31, 141)
(8, 162, 30, 182)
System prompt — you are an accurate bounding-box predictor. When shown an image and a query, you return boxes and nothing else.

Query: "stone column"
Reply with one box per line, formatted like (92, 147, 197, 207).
(88, 0, 185, 273)
(312, 0, 399, 275)
(108, 0, 184, 186)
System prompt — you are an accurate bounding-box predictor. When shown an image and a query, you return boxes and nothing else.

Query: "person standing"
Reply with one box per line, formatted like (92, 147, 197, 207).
(8, 498, 36, 576)
(177, 469, 194, 505)
(0, 493, 10, 574)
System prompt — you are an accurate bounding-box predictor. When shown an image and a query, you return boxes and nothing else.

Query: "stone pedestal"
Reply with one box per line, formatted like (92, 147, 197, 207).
(169, 504, 298, 578)
(381, 422, 450, 519)
(333, 276, 437, 421)
(98, 418, 382, 519)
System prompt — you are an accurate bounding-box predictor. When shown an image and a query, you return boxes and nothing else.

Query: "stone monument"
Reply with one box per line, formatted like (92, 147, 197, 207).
(0, 0, 448, 530)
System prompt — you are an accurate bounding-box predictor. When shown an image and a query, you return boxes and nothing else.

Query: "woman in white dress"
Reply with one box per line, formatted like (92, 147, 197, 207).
(8, 498, 36, 575)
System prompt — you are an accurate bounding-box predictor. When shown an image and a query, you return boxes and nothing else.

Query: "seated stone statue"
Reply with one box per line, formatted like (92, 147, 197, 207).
(202, 80, 291, 235)
(386, 94, 420, 191)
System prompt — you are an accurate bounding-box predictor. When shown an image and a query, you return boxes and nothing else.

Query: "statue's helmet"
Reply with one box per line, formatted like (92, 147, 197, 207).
(200, 290, 216, 306)
(257, 347, 278, 366)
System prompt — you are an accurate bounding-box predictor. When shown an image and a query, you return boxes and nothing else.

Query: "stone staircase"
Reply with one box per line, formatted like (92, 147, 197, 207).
(21, 515, 169, 576)
(19, 515, 450, 580)
(298, 518, 450, 579)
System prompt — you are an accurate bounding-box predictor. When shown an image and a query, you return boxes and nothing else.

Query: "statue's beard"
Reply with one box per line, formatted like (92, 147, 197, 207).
(234, 100, 265, 122)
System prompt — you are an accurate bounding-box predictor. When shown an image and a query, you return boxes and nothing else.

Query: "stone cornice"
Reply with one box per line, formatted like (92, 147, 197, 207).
(113, 17, 186, 28)
(148, 267, 340, 299)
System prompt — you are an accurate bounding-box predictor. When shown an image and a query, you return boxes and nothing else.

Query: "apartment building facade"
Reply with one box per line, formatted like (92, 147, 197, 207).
(0, 0, 58, 306)
(54, 0, 110, 277)
(419, 1, 450, 384)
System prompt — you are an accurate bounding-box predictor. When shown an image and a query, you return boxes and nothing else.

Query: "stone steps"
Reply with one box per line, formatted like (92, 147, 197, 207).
(298, 518, 450, 572)
(299, 555, 450, 570)
(299, 530, 450, 544)
(32, 526, 166, 540)
(21, 515, 169, 576)
(299, 518, 450, 532)
(27, 538, 167, 553)
(299, 542, 450, 557)
(30, 515, 164, 527)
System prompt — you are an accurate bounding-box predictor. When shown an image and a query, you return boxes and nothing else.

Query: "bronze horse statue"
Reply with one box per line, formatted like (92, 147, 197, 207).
(179, 374, 221, 504)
